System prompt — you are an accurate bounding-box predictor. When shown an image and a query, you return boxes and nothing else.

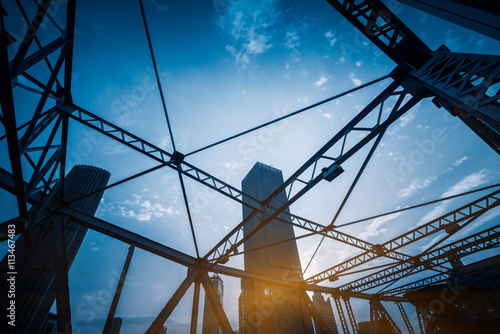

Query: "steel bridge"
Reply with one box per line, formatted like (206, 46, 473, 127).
(1, 0, 499, 333)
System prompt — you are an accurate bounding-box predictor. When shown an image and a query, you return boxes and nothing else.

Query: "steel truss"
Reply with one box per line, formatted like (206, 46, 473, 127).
(1, 0, 500, 333)
(370, 299, 402, 334)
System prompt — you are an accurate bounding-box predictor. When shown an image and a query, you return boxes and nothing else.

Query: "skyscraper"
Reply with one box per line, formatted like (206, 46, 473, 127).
(312, 292, 339, 334)
(202, 274, 224, 334)
(239, 162, 314, 334)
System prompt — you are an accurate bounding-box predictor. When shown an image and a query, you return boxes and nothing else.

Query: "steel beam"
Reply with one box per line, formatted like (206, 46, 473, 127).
(64, 0, 76, 101)
(18, 44, 70, 153)
(325, 0, 431, 71)
(396, 0, 500, 41)
(334, 296, 350, 334)
(59, 205, 198, 267)
(190, 280, 201, 334)
(416, 308, 428, 334)
(396, 301, 415, 334)
(201, 273, 234, 334)
(0, 9, 29, 221)
(303, 291, 331, 334)
(11, 36, 70, 78)
(8, 0, 53, 76)
(338, 220, 500, 293)
(343, 297, 358, 333)
(306, 189, 500, 284)
(410, 51, 500, 150)
(58, 204, 407, 303)
(206, 79, 428, 263)
(370, 299, 402, 334)
(62, 104, 261, 209)
(145, 268, 199, 334)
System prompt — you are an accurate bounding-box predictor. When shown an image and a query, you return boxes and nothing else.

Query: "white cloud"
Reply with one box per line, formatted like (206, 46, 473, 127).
(339, 56, 346, 64)
(226, 45, 249, 64)
(322, 112, 332, 120)
(285, 31, 299, 49)
(415, 203, 449, 227)
(398, 176, 437, 198)
(441, 169, 489, 198)
(398, 109, 416, 128)
(218, 0, 278, 65)
(452, 156, 469, 166)
(314, 75, 328, 87)
(359, 212, 403, 239)
(325, 31, 337, 47)
(244, 33, 272, 55)
(350, 72, 362, 86)
(414, 169, 491, 227)
(114, 194, 180, 222)
(148, 0, 168, 12)
(356, 61, 363, 67)
(88, 242, 100, 252)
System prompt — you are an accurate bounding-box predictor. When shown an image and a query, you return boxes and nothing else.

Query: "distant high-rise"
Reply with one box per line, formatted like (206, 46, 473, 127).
(312, 292, 339, 334)
(110, 317, 123, 334)
(239, 162, 314, 334)
(202, 274, 224, 334)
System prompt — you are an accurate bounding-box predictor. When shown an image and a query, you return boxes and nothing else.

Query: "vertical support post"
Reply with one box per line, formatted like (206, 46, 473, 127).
(201, 273, 234, 334)
(369, 300, 378, 334)
(52, 214, 72, 333)
(146, 268, 199, 334)
(59, 112, 69, 201)
(396, 302, 415, 334)
(190, 279, 201, 334)
(370, 299, 402, 334)
(343, 297, 358, 333)
(416, 308, 427, 334)
(334, 296, 350, 334)
(0, 5, 29, 239)
(64, 0, 76, 102)
(102, 243, 135, 334)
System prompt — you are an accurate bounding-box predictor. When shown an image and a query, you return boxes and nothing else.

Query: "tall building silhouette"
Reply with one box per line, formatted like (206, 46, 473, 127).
(0, 165, 110, 333)
(239, 162, 314, 334)
(312, 292, 339, 334)
(202, 274, 224, 334)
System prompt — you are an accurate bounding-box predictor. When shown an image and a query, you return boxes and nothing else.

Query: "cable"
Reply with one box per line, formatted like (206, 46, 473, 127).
(335, 183, 500, 229)
(138, 0, 177, 152)
(185, 72, 396, 157)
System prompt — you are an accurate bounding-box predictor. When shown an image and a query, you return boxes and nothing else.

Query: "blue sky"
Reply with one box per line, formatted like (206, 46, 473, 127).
(1, 0, 500, 333)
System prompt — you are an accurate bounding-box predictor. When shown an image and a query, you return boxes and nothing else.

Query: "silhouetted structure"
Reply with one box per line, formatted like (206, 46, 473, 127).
(405, 254, 500, 334)
(2, 1, 500, 333)
(0, 165, 110, 333)
(396, 0, 500, 41)
(312, 292, 339, 334)
(202, 274, 224, 334)
(239, 162, 314, 333)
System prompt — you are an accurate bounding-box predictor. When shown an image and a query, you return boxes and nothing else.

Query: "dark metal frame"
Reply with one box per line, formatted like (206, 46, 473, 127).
(1, 0, 499, 333)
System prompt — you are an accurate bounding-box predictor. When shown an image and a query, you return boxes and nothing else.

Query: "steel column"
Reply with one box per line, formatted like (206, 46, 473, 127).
(343, 297, 358, 333)
(103, 244, 135, 334)
(145, 268, 200, 334)
(201, 273, 234, 334)
(334, 296, 350, 334)
(396, 302, 415, 334)
(190, 279, 201, 334)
